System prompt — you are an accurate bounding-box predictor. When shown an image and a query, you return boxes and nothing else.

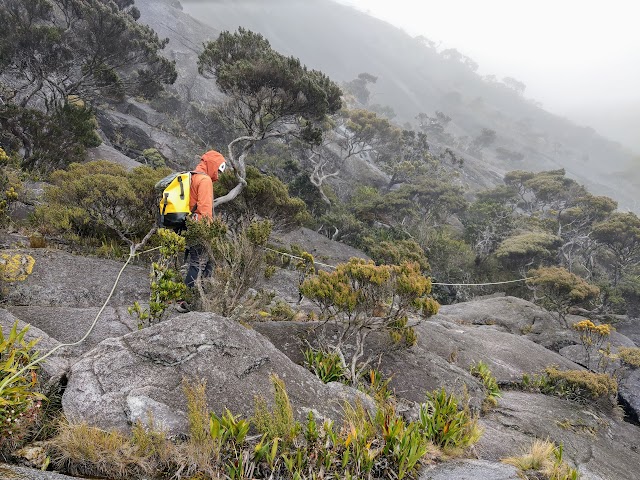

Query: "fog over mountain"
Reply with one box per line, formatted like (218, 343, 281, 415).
(337, 0, 640, 154)
(179, 0, 639, 210)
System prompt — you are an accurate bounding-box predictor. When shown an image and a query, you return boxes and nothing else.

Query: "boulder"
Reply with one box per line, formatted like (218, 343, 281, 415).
(619, 369, 640, 424)
(8, 306, 138, 356)
(3, 249, 149, 308)
(253, 321, 486, 408)
(413, 318, 581, 383)
(62, 313, 372, 435)
(477, 391, 640, 480)
(270, 227, 370, 269)
(0, 464, 90, 480)
(86, 144, 142, 170)
(613, 317, 640, 346)
(420, 460, 520, 480)
(438, 296, 576, 351)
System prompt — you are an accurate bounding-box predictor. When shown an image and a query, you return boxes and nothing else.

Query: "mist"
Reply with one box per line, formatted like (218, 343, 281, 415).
(337, 0, 640, 153)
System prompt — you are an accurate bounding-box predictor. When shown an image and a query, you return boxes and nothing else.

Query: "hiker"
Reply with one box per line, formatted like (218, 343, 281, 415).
(176, 150, 226, 312)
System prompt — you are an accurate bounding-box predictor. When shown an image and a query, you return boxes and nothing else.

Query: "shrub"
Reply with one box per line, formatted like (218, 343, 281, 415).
(35, 161, 171, 247)
(527, 267, 600, 326)
(571, 320, 612, 370)
(418, 388, 481, 452)
(618, 347, 640, 368)
(502, 439, 579, 480)
(300, 258, 439, 383)
(522, 367, 617, 404)
(137, 148, 166, 169)
(186, 217, 272, 317)
(215, 166, 311, 230)
(0, 322, 46, 453)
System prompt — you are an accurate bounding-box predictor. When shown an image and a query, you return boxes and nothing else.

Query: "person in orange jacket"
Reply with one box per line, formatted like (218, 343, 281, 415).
(177, 150, 226, 312)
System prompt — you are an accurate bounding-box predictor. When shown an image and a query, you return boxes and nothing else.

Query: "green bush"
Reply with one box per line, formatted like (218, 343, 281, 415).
(303, 347, 347, 384)
(418, 388, 481, 451)
(215, 166, 311, 230)
(521, 367, 617, 404)
(35, 161, 170, 246)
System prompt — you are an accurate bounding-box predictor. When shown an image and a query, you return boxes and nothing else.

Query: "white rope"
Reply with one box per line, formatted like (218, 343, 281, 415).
(262, 247, 529, 287)
(0, 252, 135, 395)
(263, 246, 337, 270)
(431, 278, 528, 286)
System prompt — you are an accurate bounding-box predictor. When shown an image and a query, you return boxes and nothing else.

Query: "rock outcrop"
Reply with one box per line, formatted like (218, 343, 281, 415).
(62, 313, 373, 435)
(3, 249, 149, 308)
(477, 391, 640, 480)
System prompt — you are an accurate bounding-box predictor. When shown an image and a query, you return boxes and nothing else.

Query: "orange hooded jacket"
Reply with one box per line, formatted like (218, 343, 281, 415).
(190, 150, 226, 220)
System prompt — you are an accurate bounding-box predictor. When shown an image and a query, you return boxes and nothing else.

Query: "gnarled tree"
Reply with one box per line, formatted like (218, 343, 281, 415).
(197, 28, 342, 207)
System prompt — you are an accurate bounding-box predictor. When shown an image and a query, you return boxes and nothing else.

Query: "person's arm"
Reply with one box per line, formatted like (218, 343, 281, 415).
(194, 177, 214, 220)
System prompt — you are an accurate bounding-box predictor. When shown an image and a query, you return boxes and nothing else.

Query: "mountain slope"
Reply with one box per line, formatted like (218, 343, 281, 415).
(170, 0, 637, 210)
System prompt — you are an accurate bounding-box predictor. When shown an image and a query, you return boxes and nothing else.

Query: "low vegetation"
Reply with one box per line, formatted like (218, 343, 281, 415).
(0, 322, 46, 456)
(502, 439, 579, 480)
(521, 367, 617, 404)
(46, 375, 481, 479)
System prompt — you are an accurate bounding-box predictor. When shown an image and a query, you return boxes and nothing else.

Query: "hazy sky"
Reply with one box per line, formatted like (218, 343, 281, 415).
(337, 0, 640, 150)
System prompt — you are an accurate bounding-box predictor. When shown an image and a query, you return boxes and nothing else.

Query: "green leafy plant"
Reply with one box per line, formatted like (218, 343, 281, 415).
(303, 347, 347, 384)
(418, 388, 481, 452)
(128, 228, 188, 327)
(0, 321, 46, 452)
(470, 361, 501, 409)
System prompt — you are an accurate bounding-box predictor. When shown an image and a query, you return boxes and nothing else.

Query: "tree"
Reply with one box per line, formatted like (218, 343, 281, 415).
(502, 77, 526, 95)
(300, 259, 439, 383)
(592, 212, 640, 285)
(527, 266, 600, 326)
(495, 231, 562, 272)
(468, 128, 496, 155)
(0, 0, 176, 109)
(296, 109, 399, 205)
(198, 28, 342, 207)
(0, 0, 176, 169)
(343, 72, 377, 105)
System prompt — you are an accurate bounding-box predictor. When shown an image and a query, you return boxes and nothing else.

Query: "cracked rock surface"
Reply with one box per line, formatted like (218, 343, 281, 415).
(62, 313, 372, 435)
(477, 391, 640, 480)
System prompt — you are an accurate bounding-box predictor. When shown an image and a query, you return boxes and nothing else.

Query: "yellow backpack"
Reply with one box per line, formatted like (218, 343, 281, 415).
(155, 171, 204, 231)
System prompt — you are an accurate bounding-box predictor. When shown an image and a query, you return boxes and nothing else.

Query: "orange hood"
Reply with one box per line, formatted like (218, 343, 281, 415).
(194, 150, 226, 182)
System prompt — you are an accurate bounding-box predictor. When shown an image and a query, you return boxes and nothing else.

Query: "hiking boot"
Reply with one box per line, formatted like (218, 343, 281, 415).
(175, 300, 191, 313)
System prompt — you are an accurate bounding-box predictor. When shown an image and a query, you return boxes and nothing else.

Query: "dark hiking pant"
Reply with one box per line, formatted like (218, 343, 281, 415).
(185, 245, 213, 289)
